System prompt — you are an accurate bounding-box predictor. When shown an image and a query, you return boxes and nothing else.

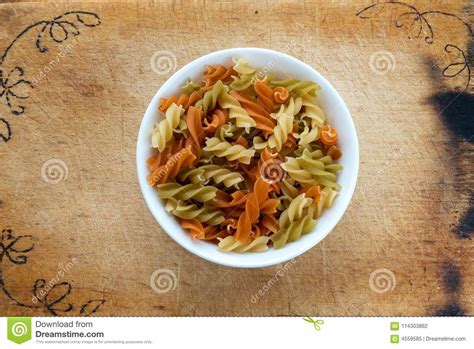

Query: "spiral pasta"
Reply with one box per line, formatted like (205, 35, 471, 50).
(147, 135, 185, 174)
(298, 149, 342, 189)
(148, 147, 195, 186)
(230, 58, 257, 91)
(160, 90, 203, 112)
(232, 58, 256, 75)
(195, 80, 228, 115)
(203, 109, 228, 135)
(151, 103, 184, 152)
(281, 149, 342, 189)
(217, 235, 271, 252)
(216, 122, 239, 141)
(254, 79, 274, 112)
(301, 94, 326, 127)
(281, 178, 300, 199)
(204, 65, 234, 87)
(271, 193, 316, 248)
(278, 193, 313, 227)
(267, 98, 302, 151)
(272, 214, 316, 249)
(178, 167, 205, 184)
(157, 183, 218, 202)
(273, 86, 289, 104)
(313, 186, 339, 218)
(181, 78, 201, 95)
(199, 165, 244, 188)
(185, 106, 204, 162)
(146, 57, 344, 253)
(165, 199, 225, 226)
(181, 219, 230, 241)
(203, 137, 255, 164)
(270, 79, 320, 97)
(218, 91, 256, 131)
(294, 119, 319, 146)
(230, 90, 275, 135)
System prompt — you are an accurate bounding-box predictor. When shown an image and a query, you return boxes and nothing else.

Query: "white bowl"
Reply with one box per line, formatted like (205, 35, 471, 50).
(136, 48, 359, 268)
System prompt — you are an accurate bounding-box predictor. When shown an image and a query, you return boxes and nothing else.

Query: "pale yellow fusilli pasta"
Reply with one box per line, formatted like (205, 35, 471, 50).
(281, 178, 300, 199)
(151, 103, 184, 151)
(199, 164, 244, 188)
(217, 235, 271, 252)
(218, 92, 256, 131)
(229, 58, 257, 91)
(267, 97, 303, 151)
(203, 137, 255, 164)
(252, 136, 268, 150)
(313, 187, 339, 218)
(294, 119, 319, 146)
(216, 122, 239, 141)
(301, 94, 326, 127)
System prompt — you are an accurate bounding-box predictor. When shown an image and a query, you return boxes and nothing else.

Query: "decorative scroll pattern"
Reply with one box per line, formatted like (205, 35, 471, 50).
(356, 1, 473, 91)
(0, 11, 101, 142)
(0, 227, 106, 316)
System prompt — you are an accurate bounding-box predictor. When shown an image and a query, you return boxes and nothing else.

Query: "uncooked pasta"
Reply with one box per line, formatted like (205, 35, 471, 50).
(147, 58, 343, 252)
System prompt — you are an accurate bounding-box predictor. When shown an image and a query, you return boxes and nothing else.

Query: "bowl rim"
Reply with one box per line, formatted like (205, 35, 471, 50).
(136, 47, 359, 268)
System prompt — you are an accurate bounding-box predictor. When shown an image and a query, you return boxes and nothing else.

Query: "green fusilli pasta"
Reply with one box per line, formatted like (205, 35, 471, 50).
(157, 183, 218, 202)
(195, 80, 228, 115)
(270, 79, 320, 97)
(271, 194, 316, 248)
(165, 199, 224, 226)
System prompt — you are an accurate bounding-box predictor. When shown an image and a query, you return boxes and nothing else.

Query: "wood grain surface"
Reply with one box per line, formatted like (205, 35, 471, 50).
(0, 0, 472, 316)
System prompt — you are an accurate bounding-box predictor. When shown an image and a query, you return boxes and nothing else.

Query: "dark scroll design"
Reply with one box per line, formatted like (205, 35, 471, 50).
(0, 11, 101, 142)
(356, 1, 472, 91)
(0, 227, 106, 316)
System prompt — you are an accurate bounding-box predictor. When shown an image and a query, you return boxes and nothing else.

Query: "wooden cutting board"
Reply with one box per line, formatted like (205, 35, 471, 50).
(0, 0, 472, 316)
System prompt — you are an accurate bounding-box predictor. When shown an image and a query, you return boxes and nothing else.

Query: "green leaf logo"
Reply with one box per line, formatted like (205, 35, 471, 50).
(303, 316, 324, 331)
(7, 317, 32, 344)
